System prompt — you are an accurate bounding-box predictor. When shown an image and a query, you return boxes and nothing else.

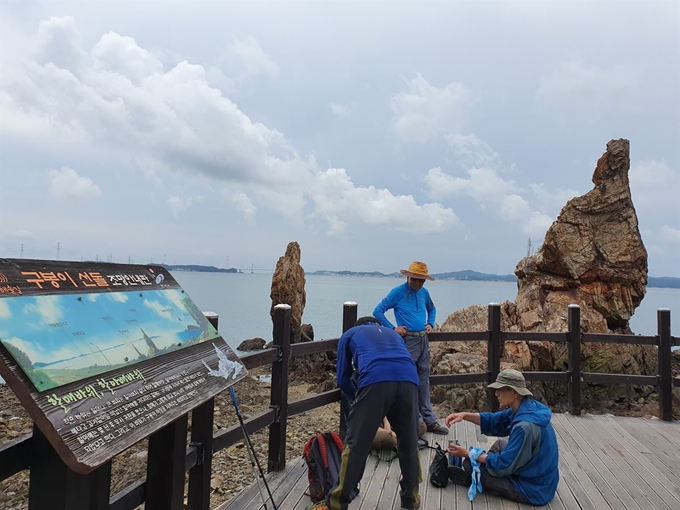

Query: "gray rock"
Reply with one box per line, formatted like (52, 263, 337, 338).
(237, 337, 266, 351)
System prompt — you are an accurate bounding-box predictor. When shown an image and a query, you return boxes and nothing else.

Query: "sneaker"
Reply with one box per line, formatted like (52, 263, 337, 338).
(448, 466, 472, 487)
(426, 421, 449, 435)
(401, 493, 421, 509)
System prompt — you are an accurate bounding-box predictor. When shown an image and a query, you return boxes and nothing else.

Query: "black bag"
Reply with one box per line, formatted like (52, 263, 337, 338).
(428, 443, 449, 488)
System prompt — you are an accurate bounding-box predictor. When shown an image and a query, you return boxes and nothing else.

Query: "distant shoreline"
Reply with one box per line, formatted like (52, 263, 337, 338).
(161, 265, 680, 289)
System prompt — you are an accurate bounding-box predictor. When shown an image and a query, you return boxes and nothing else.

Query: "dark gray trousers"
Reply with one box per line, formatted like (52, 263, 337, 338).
(327, 381, 421, 510)
(463, 439, 531, 505)
(403, 334, 437, 424)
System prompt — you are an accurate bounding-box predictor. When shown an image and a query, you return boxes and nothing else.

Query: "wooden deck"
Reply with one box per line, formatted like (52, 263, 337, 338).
(218, 414, 680, 510)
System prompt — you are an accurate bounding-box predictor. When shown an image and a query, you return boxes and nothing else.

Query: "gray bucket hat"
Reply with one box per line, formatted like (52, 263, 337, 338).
(488, 369, 532, 396)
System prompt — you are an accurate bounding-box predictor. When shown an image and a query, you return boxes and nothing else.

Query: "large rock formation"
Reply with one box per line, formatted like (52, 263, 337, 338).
(515, 138, 647, 334)
(431, 139, 658, 410)
(270, 241, 306, 343)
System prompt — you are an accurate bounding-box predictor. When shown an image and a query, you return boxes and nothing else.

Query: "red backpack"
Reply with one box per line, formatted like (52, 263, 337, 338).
(303, 431, 359, 503)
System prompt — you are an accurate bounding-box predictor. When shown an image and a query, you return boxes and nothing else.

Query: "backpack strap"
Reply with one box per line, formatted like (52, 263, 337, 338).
(329, 431, 345, 453)
(317, 434, 329, 469)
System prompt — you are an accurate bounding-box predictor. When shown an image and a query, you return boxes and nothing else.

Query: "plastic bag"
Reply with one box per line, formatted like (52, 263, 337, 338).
(428, 443, 449, 488)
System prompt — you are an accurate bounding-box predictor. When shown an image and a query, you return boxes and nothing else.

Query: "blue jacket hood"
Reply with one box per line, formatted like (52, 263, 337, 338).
(513, 398, 552, 427)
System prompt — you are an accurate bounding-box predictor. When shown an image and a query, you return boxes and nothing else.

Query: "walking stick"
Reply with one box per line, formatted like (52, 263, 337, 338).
(229, 387, 278, 510)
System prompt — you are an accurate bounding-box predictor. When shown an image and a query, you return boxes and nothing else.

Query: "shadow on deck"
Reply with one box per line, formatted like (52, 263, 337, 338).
(219, 414, 680, 510)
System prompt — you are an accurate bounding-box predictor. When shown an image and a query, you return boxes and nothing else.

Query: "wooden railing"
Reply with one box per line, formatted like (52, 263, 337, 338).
(0, 303, 677, 510)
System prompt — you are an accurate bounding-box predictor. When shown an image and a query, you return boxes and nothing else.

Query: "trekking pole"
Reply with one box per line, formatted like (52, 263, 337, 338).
(229, 387, 278, 510)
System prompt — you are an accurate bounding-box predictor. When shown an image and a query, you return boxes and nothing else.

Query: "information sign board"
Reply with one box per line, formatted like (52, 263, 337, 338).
(0, 258, 247, 473)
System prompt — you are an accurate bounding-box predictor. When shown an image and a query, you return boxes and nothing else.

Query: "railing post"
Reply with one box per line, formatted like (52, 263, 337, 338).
(568, 304, 582, 416)
(268, 304, 291, 471)
(342, 301, 358, 333)
(187, 313, 219, 510)
(146, 415, 189, 510)
(339, 302, 358, 439)
(487, 303, 502, 412)
(657, 308, 672, 421)
(28, 425, 111, 510)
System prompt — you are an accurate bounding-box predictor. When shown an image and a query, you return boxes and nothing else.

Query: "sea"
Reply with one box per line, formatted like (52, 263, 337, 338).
(170, 272, 679, 353)
(0, 272, 677, 385)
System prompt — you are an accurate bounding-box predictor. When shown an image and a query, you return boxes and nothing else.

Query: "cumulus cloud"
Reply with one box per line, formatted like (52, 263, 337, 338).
(536, 62, 640, 121)
(391, 73, 475, 143)
(22, 295, 62, 324)
(167, 195, 203, 217)
(1, 18, 468, 238)
(0, 300, 10, 319)
(425, 167, 518, 202)
(424, 141, 556, 239)
(230, 192, 257, 220)
(522, 211, 554, 238)
(230, 37, 279, 79)
(328, 101, 352, 118)
(529, 183, 580, 215)
(661, 225, 680, 244)
(311, 168, 459, 233)
(446, 133, 500, 167)
(630, 159, 679, 209)
(48, 167, 102, 200)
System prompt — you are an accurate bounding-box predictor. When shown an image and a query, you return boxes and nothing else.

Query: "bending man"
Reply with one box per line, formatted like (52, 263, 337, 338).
(325, 316, 422, 510)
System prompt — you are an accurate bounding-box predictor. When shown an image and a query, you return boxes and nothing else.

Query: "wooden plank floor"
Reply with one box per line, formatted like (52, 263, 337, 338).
(218, 414, 680, 510)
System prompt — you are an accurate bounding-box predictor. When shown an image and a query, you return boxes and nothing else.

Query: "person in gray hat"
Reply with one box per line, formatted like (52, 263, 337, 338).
(443, 369, 559, 506)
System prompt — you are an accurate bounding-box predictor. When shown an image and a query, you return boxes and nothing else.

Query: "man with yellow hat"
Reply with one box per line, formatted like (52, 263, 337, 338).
(373, 261, 448, 435)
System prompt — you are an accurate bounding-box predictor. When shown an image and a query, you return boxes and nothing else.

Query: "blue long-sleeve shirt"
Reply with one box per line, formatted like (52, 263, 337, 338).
(373, 282, 436, 331)
(336, 323, 418, 397)
(479, 398, 559, 506)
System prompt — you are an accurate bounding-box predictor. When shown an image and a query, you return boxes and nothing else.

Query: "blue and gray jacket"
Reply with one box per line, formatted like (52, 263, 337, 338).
(480, 398, 559, 506)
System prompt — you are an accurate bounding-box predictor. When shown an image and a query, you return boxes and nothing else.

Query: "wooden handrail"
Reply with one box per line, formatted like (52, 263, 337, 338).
(0, 303, 676, 510)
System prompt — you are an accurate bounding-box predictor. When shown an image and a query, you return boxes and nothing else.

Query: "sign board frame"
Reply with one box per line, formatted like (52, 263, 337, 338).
(0, 258, 247, 474)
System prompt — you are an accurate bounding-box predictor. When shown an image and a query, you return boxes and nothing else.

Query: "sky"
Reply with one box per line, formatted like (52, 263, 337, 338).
(0, 0, 678, 277)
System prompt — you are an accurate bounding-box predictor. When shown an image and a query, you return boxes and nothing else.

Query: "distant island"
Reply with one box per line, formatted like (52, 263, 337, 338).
(161, 264, 238, 274)
(161, 265, 680, 289)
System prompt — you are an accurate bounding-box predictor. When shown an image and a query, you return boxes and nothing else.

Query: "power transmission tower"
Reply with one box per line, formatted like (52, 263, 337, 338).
(56, 242, 61, 260)
(20, 244, 24, 258)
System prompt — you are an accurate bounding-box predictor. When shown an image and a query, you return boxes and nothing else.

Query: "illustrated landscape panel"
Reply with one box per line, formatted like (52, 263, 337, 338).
(0, 259, 220, 391)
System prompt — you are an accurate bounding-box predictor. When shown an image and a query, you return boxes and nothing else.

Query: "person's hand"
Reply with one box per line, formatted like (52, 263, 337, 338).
(394, 326, 407, 336)
(447, 443, 468, 458)
(425, 324, 433, 333)
(445, 412, 465, 427)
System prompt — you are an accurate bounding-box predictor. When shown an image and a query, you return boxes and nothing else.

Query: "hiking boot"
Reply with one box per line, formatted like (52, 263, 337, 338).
(448, 466, 472, 487)
(401, 493, 421, 509)
(426, 421, 449, 435)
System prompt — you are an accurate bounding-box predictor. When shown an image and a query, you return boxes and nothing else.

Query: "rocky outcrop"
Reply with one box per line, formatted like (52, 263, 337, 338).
(301, 323, 314, 342)
(237, 338, 266, 351)
(431, 139, 658, 410)
(270, 242, 306, 343)
(516, 138, 647, 333)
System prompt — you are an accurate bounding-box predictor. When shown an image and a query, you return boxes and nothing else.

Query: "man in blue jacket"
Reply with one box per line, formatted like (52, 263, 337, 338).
(324, 316, 422, 510)
(373, 261, 448, 435)
(444, 369, 559, 506)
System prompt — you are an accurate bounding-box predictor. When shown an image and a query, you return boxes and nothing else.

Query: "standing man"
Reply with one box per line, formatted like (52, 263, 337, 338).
(444, 369, 559, 506)
(323, 316, 421, 510)
(373, 261, 448, 435)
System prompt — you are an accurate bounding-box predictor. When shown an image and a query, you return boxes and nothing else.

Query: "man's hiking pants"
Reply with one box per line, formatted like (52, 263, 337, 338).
(327, 381, 421, 510)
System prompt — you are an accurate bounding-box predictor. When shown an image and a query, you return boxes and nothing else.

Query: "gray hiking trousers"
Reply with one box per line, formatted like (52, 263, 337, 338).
(403, 333, 437, 425)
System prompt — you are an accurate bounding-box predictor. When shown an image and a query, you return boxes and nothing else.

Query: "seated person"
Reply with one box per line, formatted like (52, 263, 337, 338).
(371, 417, 427, 461)
(444, 369, 559, 506)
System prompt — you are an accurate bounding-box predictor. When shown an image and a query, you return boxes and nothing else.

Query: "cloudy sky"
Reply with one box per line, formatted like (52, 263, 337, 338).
(0, 1, 678, 277)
